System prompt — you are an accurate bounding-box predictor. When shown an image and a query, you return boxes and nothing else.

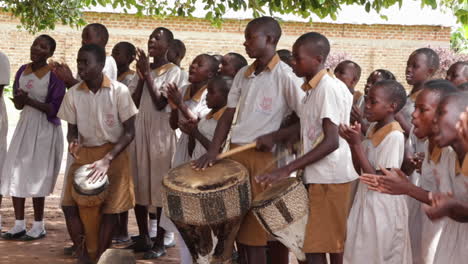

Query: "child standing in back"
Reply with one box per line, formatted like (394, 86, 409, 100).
(1, 35, 65, 240)
(220, 52, 248, 78)
(112, 41, 136, 87)
(446, 61, 468, 87)
(334, 60, 362, 106)
(340, 80, 411, 263)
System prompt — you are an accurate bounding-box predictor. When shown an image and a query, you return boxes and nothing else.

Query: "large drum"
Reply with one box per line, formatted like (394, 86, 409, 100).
(71, 164, 109, 261)
(252, 178, 309, 261)
(162, 159, 250, 264)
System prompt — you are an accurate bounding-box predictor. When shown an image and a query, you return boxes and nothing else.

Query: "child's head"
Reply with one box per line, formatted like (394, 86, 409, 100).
(167, 39, 186, 66)
(292, 32, 330, 79)
(82, 23, 109, 48)
(148, 27, 174, 58)
(433, 91, 468, 148)
(244, 17, 281, 59)
(188, 54, 219, 84)
(111, 42, 136, 69)
(406, 48, 439, 86)
(364, 80, 407, 123)
(30, 34, 56, 63)
(277, 49, 292, 66)
(220, 52, 248, 78)
(412, 79, 459, 139)
(446, 61, 468, 87)
(206, 76, 232, 109)
(334, 60, 361, 91)
(77, 44, 106, 81)
(364, 69, 395, 95)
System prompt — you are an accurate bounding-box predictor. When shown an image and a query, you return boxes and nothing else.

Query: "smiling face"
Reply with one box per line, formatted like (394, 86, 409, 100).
(364, 85, 395, 122)
(433, 96, 462, 148)
(406, 53, 432, 86)
(30, 37, 53, 63)
(77, 50, 104, 82)
(411, 89, 440, 139)
(188, 55, 215, 84)
(148, 29, 170, 58)
(446, 63, 468, 87)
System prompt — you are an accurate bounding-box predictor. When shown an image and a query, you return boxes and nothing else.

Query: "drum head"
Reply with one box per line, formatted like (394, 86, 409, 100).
(253, 178, 301, 206)
(163, 159, 248, 194)
(73, 164, 109, 196)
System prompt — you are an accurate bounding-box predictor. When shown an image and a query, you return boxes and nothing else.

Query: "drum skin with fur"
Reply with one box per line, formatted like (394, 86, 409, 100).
(252, 178, 309, 261)
(162, 159, 251, 264)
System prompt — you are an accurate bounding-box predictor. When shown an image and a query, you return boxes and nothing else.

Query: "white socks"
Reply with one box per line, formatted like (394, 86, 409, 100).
(26, 221, 45, 238)
(7, 219, 25, 234)
(149, 219, 158, 238)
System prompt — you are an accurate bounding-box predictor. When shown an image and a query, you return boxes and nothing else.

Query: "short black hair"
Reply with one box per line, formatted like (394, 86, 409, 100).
(295, 32, 331, 61)
(449, 61, 468, 73)
(115, 41, 136, 62)
(440, 92, 468, 115)
(374, 79, 407, 112)
(85, 23, 109, 45)
(412, 48, 440, 71)
(374, 69, 396, 81)
(227, 52, 248, 71)
(37, 34, 56, 55)
(170, 39, 186, 60)
(336, 60, 361, 80)
(277, 49, 292, 62)
(154, 27, 174, 42)
(79, 44, 106, 65)
(209, 75, 232, 97)
(458, 82, 468, 91)
(422, 79, 459, 98)
(247, 16, 282, 44)
(197, 54, 219, 75)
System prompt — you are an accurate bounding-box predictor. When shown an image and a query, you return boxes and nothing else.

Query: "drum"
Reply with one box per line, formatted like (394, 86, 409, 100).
(252, 178, 309, 261)
(162, 159, 250, 264)
(71, 164, 109, 261)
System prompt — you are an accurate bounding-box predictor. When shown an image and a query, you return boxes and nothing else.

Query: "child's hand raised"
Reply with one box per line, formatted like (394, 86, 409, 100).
(338, 122, 362, 146)
(409, 152, 425, 173)
(423, 192, 456, 221)
(178, 119, 198, 136)
(351, 105, 363, 124)
(51, 62, 74, 85)
(167, 83, 183, 108)
(136, 48, 150, 79)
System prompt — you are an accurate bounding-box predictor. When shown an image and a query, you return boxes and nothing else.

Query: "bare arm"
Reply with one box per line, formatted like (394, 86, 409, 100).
(131, 78, 144, 108)
(170, 109, 179, 130)
(144, 74, 168, 111)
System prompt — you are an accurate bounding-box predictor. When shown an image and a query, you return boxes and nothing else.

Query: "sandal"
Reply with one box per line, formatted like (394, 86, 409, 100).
(1, 230, 26, 240)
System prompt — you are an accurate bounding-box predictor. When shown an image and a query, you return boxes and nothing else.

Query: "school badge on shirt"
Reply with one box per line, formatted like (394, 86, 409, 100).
(256, 96, 273, 114)
(25, 80, 34, 90)
(105, 113, 115, 128)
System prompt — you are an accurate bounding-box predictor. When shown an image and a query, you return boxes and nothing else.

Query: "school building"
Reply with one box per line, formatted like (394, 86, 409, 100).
(0, 4, 453, 90)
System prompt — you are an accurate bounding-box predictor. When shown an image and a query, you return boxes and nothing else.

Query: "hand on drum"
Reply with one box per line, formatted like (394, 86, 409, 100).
(360, 167, 411, 195)
(423, 192, 455, 221)
(256, 167, 290, 185)
(192, 151, 218, 170)
(88, 157, 111, 183)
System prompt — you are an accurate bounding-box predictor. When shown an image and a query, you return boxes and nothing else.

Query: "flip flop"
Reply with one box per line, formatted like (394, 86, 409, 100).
(19, 230, 46, 241)
(1, 230, 26, 240)
(143, 247, 166, 260)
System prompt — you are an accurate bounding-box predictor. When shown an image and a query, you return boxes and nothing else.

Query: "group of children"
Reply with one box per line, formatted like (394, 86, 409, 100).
(0, 16, 467, 264)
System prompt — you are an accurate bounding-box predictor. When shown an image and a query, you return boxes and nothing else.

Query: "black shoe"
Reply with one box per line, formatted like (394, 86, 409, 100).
(125, 236, 152, 252)
(1, 230, 26, 240)
(64, 245, 76, 256)
(143, 246, 166, 260)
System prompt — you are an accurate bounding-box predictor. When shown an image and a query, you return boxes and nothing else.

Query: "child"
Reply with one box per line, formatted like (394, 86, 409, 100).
(112, 41, 136, 87)
(126, 27, 186, 259)
(58, 44, 137, 263)
(361, 80, 458, 264)
(220, 52, 248, 78)
(0, 51, 9, 233)
(0, 35, 65, 241)
(257, 32, 357, 264)
(167, 39, 186, 67)
(277, 49, 292, 67)
(178, 76, 231, 160)
(397, 48, 440, 136)
(334, 60, 362, 105)
(446, 61, 468, 87)
(193, 17, 304, 264)
(339, 80, 411, 263)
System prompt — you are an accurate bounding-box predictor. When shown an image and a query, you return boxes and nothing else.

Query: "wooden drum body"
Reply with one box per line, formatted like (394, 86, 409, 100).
(252, 178, 309, 261)
(162, 159, 251, 264)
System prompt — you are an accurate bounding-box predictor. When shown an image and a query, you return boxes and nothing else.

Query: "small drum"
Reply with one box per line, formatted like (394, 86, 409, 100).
(252, 178, 309, 261)
(162, 159, 250, 264)
(71, 164, 109, 261)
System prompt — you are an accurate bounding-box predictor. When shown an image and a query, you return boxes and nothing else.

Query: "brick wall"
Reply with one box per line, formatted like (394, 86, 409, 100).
(0, 11, 451, 90)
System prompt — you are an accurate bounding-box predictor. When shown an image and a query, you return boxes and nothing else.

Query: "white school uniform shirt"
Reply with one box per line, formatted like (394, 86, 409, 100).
(345, 121, 412, 264)
(191, 107, 226, 160)
(300, 69, 358, 184)
(117, 70, 136, 87)
(58, 75, 138, 147)
(432, 151, 468, 264)
(227, 54, 304, 145)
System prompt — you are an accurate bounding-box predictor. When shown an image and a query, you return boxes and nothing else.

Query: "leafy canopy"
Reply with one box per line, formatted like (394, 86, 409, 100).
(1, 0, 466, 34)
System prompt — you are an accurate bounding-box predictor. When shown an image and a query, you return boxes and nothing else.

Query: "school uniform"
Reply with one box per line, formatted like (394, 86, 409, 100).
(117, 70, 136, 87)
(344, 122, 412, 264)
(0, 64, 65, 197)
(127, 63, 186, 208)
(432, 150, 468, 264)
(58, 75, 137, 214)
(299, 69, 357, 253)
(171, 82, 211, 167)
(191, 106, 227, 160)
(226, 54, 304, 246)
(400, 90, 422, 128)
(0, 52, 9, 193)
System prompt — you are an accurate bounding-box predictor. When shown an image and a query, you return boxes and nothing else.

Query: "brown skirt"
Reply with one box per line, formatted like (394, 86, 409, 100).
(61, 143, 135, 214)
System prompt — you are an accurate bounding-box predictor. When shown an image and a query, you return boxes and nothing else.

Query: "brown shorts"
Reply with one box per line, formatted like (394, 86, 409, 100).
(228, 144, 277, 247)
(303, 182, 352, 253)
(61, 143, 135, 214)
